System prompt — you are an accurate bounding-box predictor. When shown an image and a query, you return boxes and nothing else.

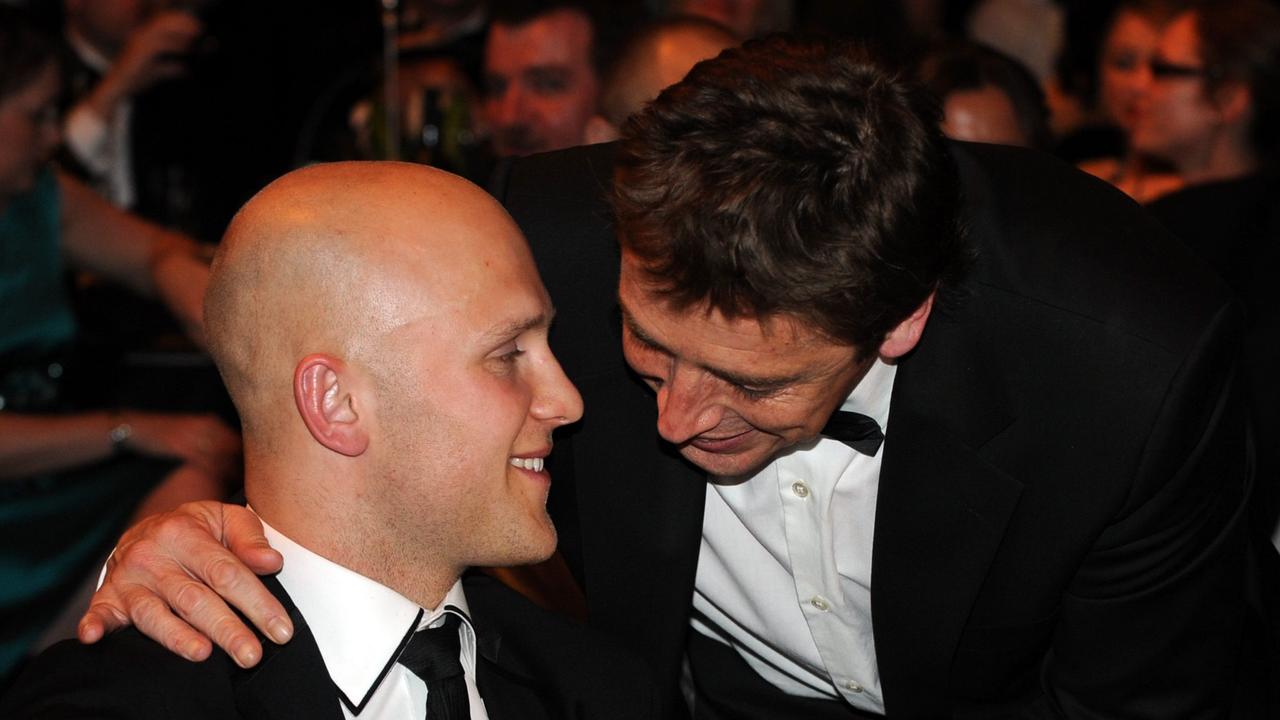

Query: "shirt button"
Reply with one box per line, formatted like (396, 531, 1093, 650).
(791, 481, 810, 498)
(810, 595, 830, 612)
(845, 680, 864, 693)
(47, 362, 63, 378)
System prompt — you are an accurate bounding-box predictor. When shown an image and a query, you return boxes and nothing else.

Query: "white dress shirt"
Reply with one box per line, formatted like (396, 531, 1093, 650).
(63, 32, 136, 209)
(691, 359, 896, 715)
(260, 517, 490, 719)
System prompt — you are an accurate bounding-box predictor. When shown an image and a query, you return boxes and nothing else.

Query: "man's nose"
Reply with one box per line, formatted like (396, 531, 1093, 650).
(532, 354, 584, 427)
(654, 366, 723, 444)
(1134, 61, 1155, 90)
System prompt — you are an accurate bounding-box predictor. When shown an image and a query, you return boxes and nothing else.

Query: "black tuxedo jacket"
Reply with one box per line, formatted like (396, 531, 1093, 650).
(1, 572, 657, 719)
(494, 141, 1251, 718)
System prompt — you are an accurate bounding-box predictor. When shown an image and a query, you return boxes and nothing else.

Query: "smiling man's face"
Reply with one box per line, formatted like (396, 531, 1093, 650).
(363, 182, 584, 571)
(618, 251, 872, 478)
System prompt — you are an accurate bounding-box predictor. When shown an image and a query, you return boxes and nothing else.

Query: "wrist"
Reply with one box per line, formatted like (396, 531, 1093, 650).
(108, 412, 133, 455)
(86, 78, 126, 120)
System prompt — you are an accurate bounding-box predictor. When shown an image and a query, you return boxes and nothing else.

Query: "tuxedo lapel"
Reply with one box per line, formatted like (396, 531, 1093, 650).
(231, 576, 344, 720)
(474, 653, 554, 720)
(500, 142, 704, 708)
(574, 365, 707, 684)
(871, 294, 1024, 718)
(470, 608, 556, 720)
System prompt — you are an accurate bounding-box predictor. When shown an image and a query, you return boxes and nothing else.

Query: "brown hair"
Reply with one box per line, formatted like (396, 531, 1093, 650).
(1192, 0, 1280, 168)
(614, 34, 968, 351)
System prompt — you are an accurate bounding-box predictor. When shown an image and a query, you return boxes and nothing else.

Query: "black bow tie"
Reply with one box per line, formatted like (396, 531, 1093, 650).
(821, 410, 884, 456)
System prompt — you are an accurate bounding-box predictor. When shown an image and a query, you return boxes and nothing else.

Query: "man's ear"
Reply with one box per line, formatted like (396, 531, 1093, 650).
(878, 292, 935, 361)
(294, 354, 369, 457)
(1213, 81, 1252, 125)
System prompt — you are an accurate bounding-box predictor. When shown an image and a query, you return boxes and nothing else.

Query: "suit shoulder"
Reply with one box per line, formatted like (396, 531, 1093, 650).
(1, 630, 242, 719)
(950, 141, 1235, 351)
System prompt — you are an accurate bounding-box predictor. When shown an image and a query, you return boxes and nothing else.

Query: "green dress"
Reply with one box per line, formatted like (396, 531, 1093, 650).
(0, 169, 170, 681)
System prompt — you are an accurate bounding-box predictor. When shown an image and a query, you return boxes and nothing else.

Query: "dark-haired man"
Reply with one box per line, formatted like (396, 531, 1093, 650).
(482, 0, 603, 157)
(76, 36, 1251, 718)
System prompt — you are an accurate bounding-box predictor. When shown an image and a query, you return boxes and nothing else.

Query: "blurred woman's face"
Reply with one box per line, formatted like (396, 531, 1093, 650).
(0, 61, 61, 202)
(1098, 9, 1162, 134)
(1130, 12, 1220, 165)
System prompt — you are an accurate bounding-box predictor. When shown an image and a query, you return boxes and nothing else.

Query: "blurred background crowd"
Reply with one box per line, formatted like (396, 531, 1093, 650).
(2, 0, 1278, 691)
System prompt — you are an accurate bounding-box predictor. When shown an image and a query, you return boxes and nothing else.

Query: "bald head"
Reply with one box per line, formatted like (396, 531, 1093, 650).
(205, 161, 531, 441)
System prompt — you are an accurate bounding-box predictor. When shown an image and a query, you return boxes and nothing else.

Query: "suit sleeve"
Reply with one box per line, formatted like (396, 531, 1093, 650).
(0, 634, 241, 719)
(1039, 300, 1251, 718)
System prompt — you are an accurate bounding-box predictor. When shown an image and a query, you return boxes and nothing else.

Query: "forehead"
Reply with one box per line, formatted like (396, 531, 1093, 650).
(338, 187, 547, 335)
(382, 231, 549, 346)
(1157, 13, 1201, 60)
(1106, 10, 1161, 49)
(618, 257, 853, 371)
(485, 9, 594, 73)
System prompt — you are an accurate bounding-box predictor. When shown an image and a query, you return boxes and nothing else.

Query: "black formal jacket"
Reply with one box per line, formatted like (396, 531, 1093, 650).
(493, 141, 1252, 719)
(0, 572, 657, 719)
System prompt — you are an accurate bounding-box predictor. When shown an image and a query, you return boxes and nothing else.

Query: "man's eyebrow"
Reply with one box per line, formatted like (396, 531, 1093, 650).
(706, 365, 808, 392)
(620, 304, 810, 391)
(620, 306, 670, 355)
(523, 65, 574, 82)
(482, 308, 556, 344)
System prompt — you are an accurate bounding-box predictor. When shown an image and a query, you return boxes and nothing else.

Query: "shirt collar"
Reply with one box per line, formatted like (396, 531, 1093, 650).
(257, 514, 476, 714)
(839, 357, 896, 436)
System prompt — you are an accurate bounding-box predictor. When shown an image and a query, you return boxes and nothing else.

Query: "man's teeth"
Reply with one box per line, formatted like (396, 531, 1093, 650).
(510, 457, 545, 472)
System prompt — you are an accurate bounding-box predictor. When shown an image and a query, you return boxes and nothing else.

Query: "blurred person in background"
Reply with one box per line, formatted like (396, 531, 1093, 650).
(1131, 0, 1279, 190)
(1076, 0, 1186, 202)
(398, 0, 488, 56)
(56, 0, 213, 380)
(917, 40, 1051, 149)
(1140, 0, 1280, 620)
(482, 0, 606, 157)
(0, 8, 238, 688)
(966, 0, 1062, 84)
(59, 0, 203, 214)
(658, 0, 791, 40)
(587, 15, 736, 142)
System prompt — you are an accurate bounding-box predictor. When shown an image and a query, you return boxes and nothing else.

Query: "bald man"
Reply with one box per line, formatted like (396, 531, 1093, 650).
(0, 162, 655, 720)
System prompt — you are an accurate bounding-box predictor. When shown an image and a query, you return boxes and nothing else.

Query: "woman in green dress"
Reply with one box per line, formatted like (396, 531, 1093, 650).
(0, 8, 239, 685)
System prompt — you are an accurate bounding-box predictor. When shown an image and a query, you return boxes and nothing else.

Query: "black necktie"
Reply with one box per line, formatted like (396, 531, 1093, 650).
(397, 613, 471, 720)
(821, 410, 884, 456)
